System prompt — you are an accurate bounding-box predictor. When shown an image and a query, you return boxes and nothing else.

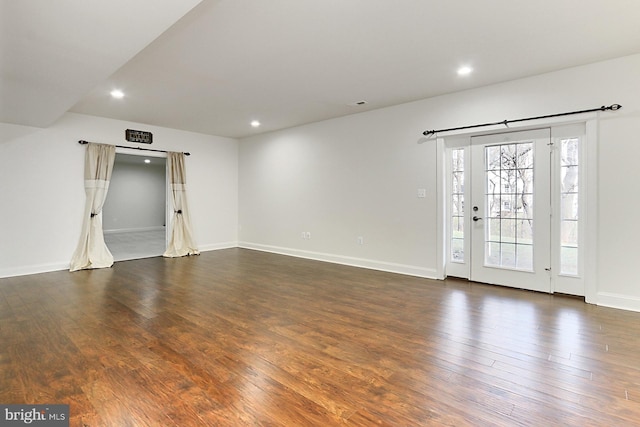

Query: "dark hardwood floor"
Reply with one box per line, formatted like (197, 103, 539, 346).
(1, 249, 640, 426)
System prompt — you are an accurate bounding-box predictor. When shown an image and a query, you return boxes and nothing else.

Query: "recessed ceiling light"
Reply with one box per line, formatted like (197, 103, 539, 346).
(110, 89, 125, 99)
(250, 120, 261, 128)
(144, 159, 151, 164)
(457, 66, 473, 76)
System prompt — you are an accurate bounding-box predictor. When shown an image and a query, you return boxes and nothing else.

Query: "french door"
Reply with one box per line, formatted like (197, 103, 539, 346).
(470, 129, 551, 292)
(445, 125, 585, 295)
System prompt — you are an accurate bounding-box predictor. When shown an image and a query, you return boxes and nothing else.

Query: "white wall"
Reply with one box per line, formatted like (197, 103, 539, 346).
(239, 53, 640, 311)
(239, 108, 438, 277)
(103, 154, 166, 232)
(2, 54, 640, 312)
(0, 112, 238, 277)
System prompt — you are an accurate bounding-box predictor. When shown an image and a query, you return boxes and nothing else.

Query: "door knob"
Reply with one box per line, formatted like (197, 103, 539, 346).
(473, 216, 482, 222)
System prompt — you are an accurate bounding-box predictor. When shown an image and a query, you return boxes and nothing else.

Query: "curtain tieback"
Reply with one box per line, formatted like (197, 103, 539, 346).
(90, 213, 97, 218)
(175, 210, 183, 214)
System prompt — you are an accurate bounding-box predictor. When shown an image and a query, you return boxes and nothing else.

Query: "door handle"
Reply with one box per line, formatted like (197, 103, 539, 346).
(473, 216, 482, 222)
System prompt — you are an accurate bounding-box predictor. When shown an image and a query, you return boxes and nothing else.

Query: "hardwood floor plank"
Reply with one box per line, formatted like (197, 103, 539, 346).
(1, 248, 640, 425)
(214, 353, 343, 426)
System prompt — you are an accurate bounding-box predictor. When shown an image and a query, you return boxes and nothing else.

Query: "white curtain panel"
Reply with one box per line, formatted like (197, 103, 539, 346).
(163, 152, 199, 257)
(69, 143, 116, 271)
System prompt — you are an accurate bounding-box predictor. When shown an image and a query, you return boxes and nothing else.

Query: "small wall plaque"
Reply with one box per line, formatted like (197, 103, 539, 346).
(125, 129, 153, 144)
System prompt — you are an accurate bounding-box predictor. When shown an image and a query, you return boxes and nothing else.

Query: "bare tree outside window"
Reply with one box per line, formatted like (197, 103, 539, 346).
(451, 148, 465, 262)
(560, 138, 579, 275)
(484, 142, 534, 270)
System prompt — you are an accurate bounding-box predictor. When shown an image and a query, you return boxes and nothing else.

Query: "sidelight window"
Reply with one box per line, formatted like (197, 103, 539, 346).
(559, 138, 579, 275)
(451, 148, 465, 262)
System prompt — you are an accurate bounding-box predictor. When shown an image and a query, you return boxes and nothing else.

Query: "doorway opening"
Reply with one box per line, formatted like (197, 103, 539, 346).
(103, 153, 167, 261)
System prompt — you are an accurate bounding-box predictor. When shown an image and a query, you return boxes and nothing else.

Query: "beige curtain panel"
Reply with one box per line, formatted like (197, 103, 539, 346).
(69, 143, 116, 271)
(164, 152, 199, 257)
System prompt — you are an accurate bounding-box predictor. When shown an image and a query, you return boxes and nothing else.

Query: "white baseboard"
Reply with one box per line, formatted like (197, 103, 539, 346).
(0, 262, 70, 279)
(0, 241, 239, 279)
(198, 241, 239, 252)
(12, 245, 639, 315)
(596, 292, 640, 313)
(238, 242, 439, 279)
(104, 226, 165, 235)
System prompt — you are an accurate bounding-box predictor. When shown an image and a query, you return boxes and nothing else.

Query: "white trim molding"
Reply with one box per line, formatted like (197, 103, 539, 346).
(0, 241, 239, 279)
(239, 242, 440, 279)
(198, 241, 239, 252)
(104, 226, 166, 235)
(583, 119, 599, 305)
(596, 292, 640, 313)
(0, 262, 70, 279)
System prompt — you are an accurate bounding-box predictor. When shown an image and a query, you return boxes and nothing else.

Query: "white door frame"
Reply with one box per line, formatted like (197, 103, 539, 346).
(437, 116, 598, 303)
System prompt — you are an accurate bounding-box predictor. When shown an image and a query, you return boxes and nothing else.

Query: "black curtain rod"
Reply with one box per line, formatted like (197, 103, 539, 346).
(422, 104, 622, 136)
(78, 140, 190, 156)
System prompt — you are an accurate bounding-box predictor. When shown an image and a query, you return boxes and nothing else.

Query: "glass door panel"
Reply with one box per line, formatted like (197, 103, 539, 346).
(470, 129, 551, 292)
(483, 141, 534, 270)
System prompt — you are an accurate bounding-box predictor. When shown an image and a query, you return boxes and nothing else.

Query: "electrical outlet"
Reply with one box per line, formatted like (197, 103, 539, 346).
(417, 188, 427, 198)
(301, 232, 306, 239)
(357, 236, 364, 245)
(305, 232, 311, 240)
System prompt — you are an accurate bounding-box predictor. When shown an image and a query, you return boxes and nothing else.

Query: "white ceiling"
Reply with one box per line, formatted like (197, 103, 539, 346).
(4, 0, 640, 138)
(0, 0, 203, 127)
